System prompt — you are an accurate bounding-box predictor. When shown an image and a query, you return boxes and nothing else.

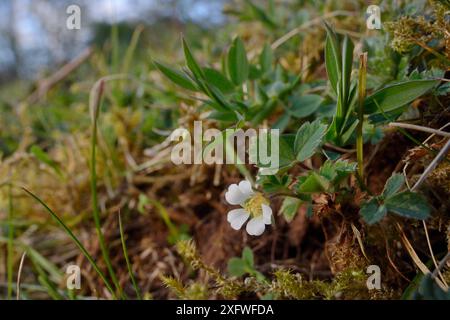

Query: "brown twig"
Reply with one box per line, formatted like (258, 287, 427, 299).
(412, 138, 450, 191)
(389, 122, 450, 138)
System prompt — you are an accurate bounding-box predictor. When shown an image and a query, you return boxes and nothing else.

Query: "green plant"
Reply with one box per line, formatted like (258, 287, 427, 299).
(324, 24, 439, 146)
(118, 212, 142, 300)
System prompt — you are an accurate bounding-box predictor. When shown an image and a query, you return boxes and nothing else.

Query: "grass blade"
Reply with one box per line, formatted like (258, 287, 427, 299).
(90, 79, 124, 298)
(118, 212, 142, 300)
(22, 187, 116, 298)
(364, 79, 438, 114)
(357, 52, 367, 180)
(32, 257, 64, 300)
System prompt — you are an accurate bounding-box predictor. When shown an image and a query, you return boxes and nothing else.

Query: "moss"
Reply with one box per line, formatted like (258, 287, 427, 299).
(161, 275, 209, 299)
(385, 1, 449, 60)
(174, 240, 244, 298)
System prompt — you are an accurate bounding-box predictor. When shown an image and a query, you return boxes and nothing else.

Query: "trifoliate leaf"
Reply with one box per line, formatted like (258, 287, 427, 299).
(319, 159, 357, 182)
(294, 119, 327, 162)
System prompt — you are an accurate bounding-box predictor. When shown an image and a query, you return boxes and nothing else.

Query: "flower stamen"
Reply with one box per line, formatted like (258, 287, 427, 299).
(242, 193, 269, 218)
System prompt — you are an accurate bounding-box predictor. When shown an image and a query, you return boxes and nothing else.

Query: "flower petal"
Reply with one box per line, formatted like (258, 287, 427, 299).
(262, 204, 272, 225)
(227, 209, 250, 230)
(238, 180, 254, 198)
(225, 184, 248, 205)
(246, 217, 265, 236)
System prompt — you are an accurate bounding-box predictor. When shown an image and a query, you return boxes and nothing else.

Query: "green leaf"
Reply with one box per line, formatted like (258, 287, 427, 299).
(227, 257, 247, 277)
(248, 64, 262, 80)
(297, 172, 330, 193)
(340, 119, 359, 145)
(242, 247, 254, 267)
(227, 37, 249, 86)
(260, 43, 273, 73)
(204, 82, 233, 110)
(385, 191, 431, 220)
(207, 111, 237, 122)
(364, 80, 438, 114)
(182, 38, 205, 80)
(203, 67, 235, 94)
(319, 159, 357, 183)
(278, 134, 296, 167)
(294, 119, 327, 162)
(360, 198, 387, 224)
(280, 196, 301, 222)
(258, 174, 292, 193)
(153, 60, 198, 91)
(289, 94, 324, 118)
(341, 35, 354, 105)
(382, 173, 405, 198)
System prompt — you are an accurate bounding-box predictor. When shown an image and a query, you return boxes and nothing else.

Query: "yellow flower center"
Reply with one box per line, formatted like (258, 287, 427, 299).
(243, 193, 269, 217)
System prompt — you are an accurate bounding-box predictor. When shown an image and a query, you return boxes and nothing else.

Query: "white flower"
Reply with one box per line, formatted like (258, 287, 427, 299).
(225, 180, 272, 236)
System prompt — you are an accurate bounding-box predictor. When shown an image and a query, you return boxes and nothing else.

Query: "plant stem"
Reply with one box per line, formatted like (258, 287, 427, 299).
(356, 52, 367, 181)
(118, 212, 142, 300)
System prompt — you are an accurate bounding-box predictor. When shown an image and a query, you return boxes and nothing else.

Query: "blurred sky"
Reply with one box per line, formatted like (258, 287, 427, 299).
(0, 0, 226, 80)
